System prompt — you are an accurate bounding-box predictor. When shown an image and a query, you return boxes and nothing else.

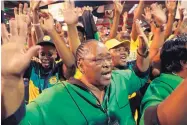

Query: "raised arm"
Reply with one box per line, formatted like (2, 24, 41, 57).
(131, 0, 145, 41)
(142, 7, 156, 33)
(149, 3, 167, 61)
(40, 13, 75, 68)
(135, 19, 150, 72)
(62, 1, 81, 56)
(174, 8, 185, 35)
(108, 0, 124, 39)
(122, 12, 128, 31)
(164, 0, 177, 39)
(30, 0, 44, 43)
(1, 3, 41, 119)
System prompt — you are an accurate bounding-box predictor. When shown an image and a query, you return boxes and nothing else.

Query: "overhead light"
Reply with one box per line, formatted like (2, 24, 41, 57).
(4, 13, 6, 15)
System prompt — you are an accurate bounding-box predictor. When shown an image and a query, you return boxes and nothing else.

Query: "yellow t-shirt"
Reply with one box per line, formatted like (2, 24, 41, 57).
(129, 38, 139, 61)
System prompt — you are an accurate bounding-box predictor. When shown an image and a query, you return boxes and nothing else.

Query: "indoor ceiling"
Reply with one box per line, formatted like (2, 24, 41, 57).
(3, 1, 165, 28)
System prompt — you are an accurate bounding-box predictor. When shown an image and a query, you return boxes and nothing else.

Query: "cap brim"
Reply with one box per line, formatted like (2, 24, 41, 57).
(105, 39, 130, 50)
(37, 42, 55, 47)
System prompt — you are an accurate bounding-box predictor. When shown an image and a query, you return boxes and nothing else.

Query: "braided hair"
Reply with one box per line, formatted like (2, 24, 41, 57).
(75, 39, 99, 67)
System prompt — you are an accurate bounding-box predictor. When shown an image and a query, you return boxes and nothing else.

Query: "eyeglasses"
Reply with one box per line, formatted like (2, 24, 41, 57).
(84, 56, 112, 65)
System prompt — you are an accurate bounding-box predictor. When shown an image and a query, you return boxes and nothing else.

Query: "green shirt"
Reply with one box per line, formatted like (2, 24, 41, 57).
(20, 69, 148, 125)
(139, 73, 183, 125)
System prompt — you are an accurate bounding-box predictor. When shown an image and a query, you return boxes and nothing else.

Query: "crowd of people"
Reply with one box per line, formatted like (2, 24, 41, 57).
(1, 0, 187, 125)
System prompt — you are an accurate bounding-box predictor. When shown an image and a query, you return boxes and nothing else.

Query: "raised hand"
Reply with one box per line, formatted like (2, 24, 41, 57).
(165, 0, 177, 13)
(30, 0, 41, 11)
(142, 7, 153, 24)
(75, 7, 84, 17)
(179, 7, 185, 21)
(180, 18, 187, 33)
(1, 3, 41, 119)
(2, 21, 40, 79)
(14, 3, 31, 26)
(1, 24, 10, 44)
(62, 1, 79, 25)
(151, 3, 167, 26)
(172, 21, 178, 31)
(55, 21, 63, 34)
(123, 12, 128, 23)
(113, 0, 124, 15)
(40, 13, 55, 32)
(135, 19, 149, 53)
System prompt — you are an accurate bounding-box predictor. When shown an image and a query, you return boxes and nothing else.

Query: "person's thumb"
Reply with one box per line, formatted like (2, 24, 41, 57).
(25, 45, 41, 60)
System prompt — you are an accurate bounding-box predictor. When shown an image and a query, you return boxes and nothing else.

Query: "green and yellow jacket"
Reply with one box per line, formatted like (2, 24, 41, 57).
(19, 69, 148, 125)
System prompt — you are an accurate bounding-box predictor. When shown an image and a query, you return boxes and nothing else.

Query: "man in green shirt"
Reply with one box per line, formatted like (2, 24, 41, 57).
(140, 34, 187, 125)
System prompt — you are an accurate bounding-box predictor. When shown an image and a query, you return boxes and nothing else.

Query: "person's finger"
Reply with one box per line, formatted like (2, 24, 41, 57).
(70, 0, 75, 9)
(163, 8, 167, 13)
(14, 7, 18, 20)
(30, 0, 33, 9)
(23, 3, 28, 15)
(64, 0, 71, 9)
(144, 8, 146, 13)
(39, 17, 44, 24)
(1, 24, 10, 44)
(19, 4, 23, 15)
(158, 4, 162, 9)
(9, 19, 18, 36)
(19, 22, 28, 37)
(122, 1, 125, 7)
(21, 45, 41, 73)
(142, 14, 146, 19)
(151, 3, 156, 10)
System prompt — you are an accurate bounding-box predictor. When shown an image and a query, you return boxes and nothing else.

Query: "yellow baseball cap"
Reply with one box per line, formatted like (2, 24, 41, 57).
(105, 38, 130, 50)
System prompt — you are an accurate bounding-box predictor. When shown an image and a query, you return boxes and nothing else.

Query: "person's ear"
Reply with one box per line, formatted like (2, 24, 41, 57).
(77, 58, 85, 74)
(180, 60, 187, 69)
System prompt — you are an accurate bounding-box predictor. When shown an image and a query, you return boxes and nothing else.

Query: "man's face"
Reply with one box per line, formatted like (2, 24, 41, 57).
(38, 45, 57, 69)
(80, 41, 113, 87)
(109, 44, 130, 67)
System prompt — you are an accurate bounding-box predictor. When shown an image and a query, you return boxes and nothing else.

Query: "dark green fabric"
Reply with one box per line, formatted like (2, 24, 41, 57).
(20, 69, 148, 125)
(139, 73, 183, 125)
